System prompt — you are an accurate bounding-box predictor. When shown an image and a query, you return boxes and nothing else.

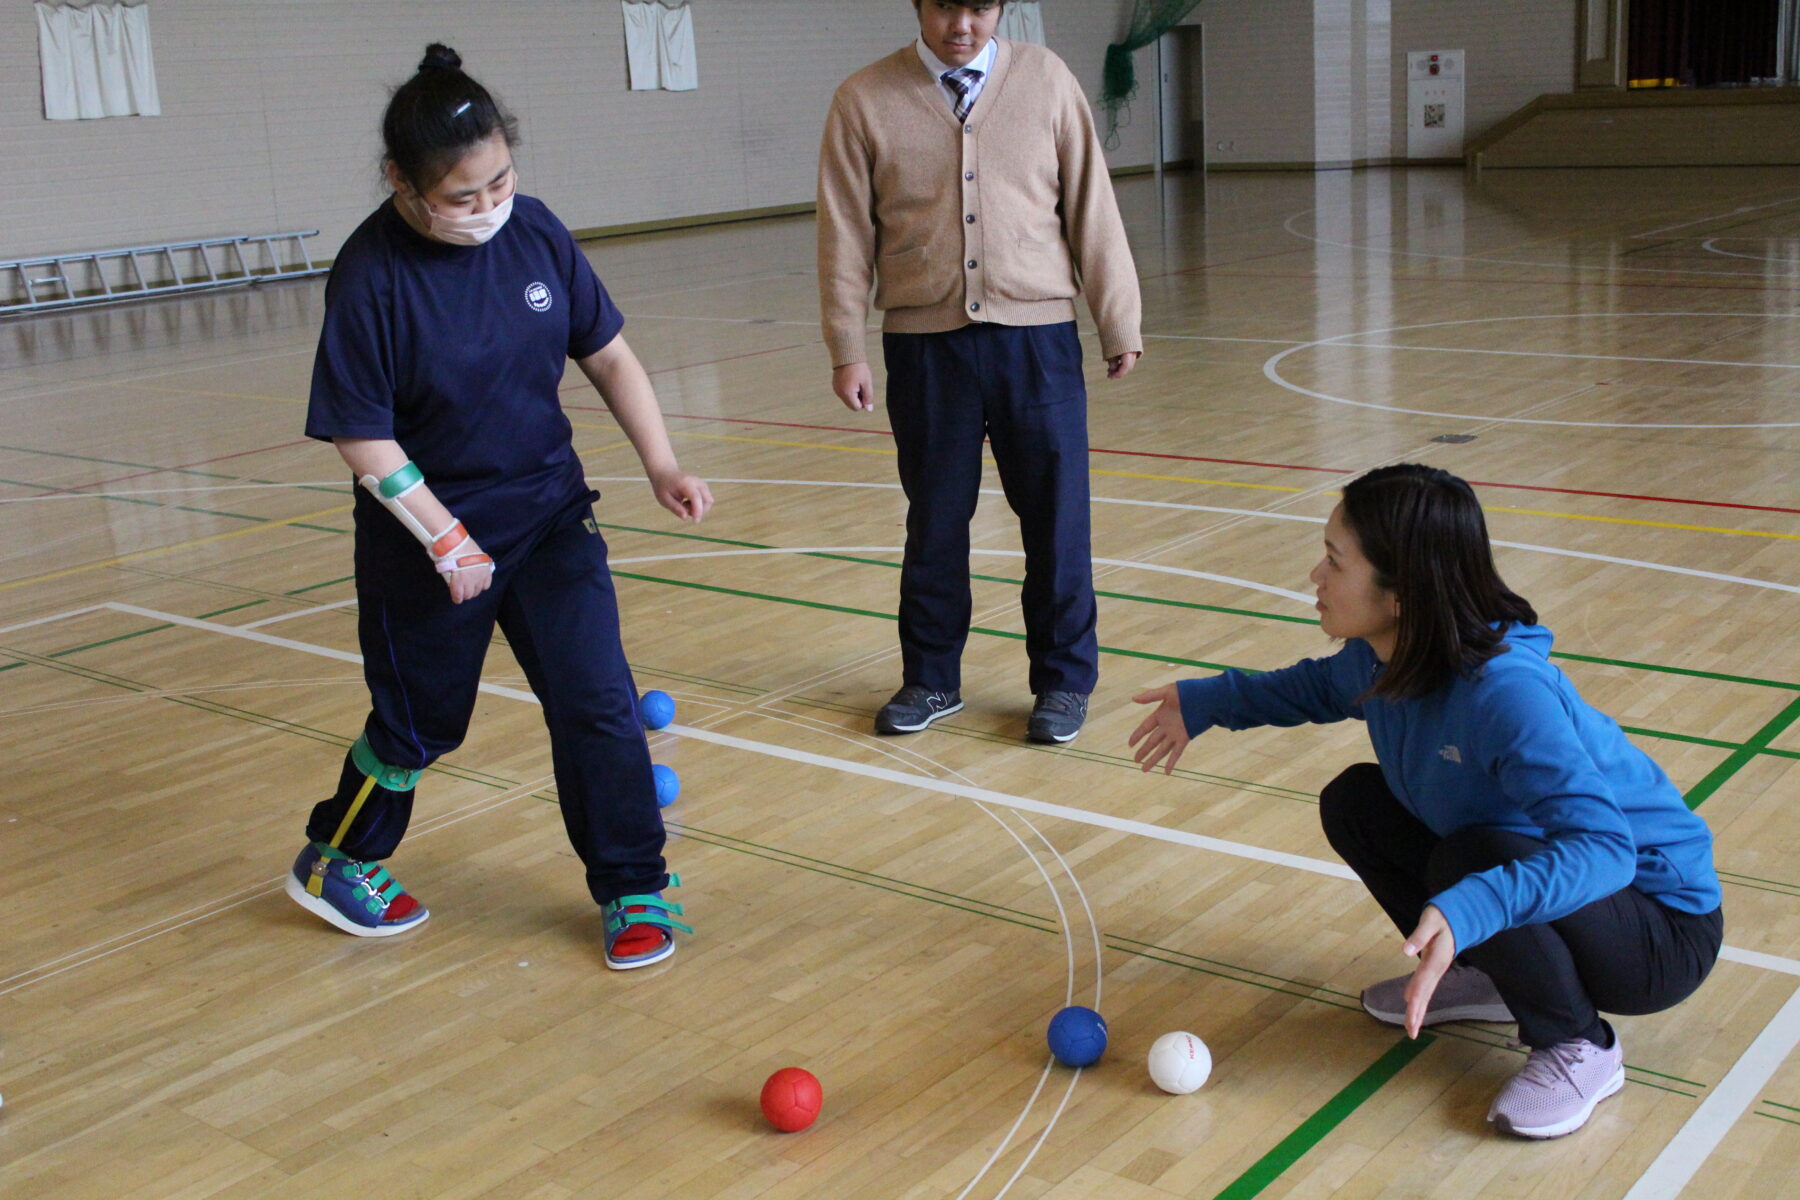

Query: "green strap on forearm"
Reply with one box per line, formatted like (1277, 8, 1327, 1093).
(376, 461, 424, 499)
(351, 733, 424, 791)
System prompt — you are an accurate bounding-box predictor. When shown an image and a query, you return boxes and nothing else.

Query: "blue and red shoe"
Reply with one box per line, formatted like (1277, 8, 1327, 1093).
(603, 874, 690, 970)
(285, 842, 429, 937)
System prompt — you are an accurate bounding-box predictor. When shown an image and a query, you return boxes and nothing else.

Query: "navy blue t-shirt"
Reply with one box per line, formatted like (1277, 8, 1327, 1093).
(306, 194, 623, 556)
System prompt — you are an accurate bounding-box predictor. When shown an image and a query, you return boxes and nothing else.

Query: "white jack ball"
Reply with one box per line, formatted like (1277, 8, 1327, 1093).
(1147, 1031, 1212, 1094)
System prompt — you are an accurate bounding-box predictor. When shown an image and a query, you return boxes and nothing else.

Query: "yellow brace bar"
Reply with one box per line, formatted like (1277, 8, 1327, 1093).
(307, 774, 379, 897)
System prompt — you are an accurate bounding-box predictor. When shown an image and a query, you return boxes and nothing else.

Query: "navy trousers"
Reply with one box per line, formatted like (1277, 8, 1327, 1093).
(1320, 763, 1723, 1049)
(305, 494, 667, 907)
(882, 321, 1098, 695)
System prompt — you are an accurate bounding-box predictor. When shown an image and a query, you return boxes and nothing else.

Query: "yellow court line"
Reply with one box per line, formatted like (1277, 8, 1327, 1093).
(0, 502, 355, 593)
(1091, 467, 1302, 493)
(1486, 505, 1800, 542)
(677, 431, 899, 456)
(130, 382, 304, 405)
(670, 427, 1796, 543)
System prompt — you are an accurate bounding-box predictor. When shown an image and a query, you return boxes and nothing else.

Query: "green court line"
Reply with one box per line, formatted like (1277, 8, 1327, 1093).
(1550, 650, 1800, 693)
(674, 827, 1060, 935)
(0, 442, 237, 480)
(1101, 942, 1353, 1007)
(196, 599, 268, 619)
(285, 575, 354, 596)
(669, 820, 1055, 924)
(610, 568, 1757, 756)
(1718, 869, 1800, 891)
(1210, 1037, 1435, 1200)
(1618, 725, 1742, 751)
(1764, 1099, 1800, 1113)
(1684, 694, 1800, 810)
(1755, 1111, 1800, 1128)
(597, 521, 1800, 691)
(0, 475, 160, 508)
(6, 649, 1713, 1104)
(1108, 934, 1361, 999)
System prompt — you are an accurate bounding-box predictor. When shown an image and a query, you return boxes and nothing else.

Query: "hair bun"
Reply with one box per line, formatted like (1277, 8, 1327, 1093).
(418, 43, 462, 72)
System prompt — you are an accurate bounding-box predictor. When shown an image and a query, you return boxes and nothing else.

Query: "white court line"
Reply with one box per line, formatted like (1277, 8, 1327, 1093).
(589, 479, 1800, 598)
(1702, 237, 1800, 266)
(1262, 313, 1800, 429)
(609, 546, 1317, 606)
(61, 601, 1797, 970)
(16, 601, 1800, 1196)
(239, 598, 357, 629)
(1622, 985, 1800, 1200)
(0, 481, 348, 505)
(1326, 340, 1800, 372)
(1280, 207, 1793, 280)
(1633, 198, 1800, 238)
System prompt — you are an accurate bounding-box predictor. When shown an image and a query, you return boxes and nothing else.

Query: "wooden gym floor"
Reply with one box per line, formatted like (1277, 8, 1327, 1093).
(2, 164, 1798, 1199)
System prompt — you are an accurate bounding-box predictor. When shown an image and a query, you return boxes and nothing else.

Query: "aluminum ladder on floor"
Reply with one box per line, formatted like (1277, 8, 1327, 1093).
(0, 230, 327, 317)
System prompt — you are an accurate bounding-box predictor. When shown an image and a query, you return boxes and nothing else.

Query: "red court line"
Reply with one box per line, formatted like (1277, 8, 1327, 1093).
(620, 411, 1800, 517)
(1188, 269, 1778, 294)
(558, 342, 810, 393)
(47, 438, 315, 497)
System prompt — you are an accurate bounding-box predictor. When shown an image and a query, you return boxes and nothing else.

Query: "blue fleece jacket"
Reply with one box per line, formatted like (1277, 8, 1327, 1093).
(1175, 624, 1720, 953)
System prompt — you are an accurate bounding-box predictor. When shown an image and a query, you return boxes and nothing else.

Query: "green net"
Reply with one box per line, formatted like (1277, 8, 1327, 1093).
(1100, 0, 1204, 148)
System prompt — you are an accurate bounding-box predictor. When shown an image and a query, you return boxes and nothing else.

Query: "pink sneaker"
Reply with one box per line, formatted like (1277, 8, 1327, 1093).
(1487, 1035, 1625, 1138)
(1361, 963, 1513, 1027)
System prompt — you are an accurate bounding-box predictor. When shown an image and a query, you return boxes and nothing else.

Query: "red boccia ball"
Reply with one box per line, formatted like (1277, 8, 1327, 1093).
(760, 1067, 823, 1132)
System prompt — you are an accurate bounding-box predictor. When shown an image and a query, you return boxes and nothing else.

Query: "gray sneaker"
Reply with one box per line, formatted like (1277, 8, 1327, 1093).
(875, 685, 962, 734)
(1488, 1034, 1625, 1139)
(1361, 963, 1514, 1027)
(1027, 691, 1089, 744)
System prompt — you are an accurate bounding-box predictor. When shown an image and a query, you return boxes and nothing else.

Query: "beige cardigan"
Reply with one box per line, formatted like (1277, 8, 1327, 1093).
(817, 40, 1142, 368)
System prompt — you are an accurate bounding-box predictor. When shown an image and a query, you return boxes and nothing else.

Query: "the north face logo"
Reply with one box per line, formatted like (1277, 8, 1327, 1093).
(1439, 744, 1462, 764)
(524, 281, 552, 312)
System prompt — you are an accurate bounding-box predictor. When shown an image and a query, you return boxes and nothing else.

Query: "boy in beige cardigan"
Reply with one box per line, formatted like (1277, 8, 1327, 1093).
(818, 0, 1142, 743)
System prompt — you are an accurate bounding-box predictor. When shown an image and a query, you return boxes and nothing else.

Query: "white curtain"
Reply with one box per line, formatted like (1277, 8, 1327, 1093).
(999, 1, 1046, 45)
(621, 1, 660, 90)
(656, 2, 698, 91)
(622, 0, 697, 91)
(36, 2, 161, 120)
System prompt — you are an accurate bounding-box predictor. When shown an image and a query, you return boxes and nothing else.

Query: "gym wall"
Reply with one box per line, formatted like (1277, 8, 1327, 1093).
(1, 0, 1159, 264)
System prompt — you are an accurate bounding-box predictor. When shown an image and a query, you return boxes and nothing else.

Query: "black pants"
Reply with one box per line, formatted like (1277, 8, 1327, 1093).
(1320, 763, 1722, 1048)
(882, 322, 1098, 695)
(305, 494, 667, 907)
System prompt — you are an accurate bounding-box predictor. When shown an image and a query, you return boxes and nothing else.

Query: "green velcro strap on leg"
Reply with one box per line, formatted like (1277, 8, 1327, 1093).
(350, 734, 424, 792)
(376, 461, 424, 499)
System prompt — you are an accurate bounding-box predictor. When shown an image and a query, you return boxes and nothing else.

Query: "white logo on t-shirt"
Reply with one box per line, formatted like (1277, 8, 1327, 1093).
(1439, 744, 1462, 764)
(524, 282, 553, 312)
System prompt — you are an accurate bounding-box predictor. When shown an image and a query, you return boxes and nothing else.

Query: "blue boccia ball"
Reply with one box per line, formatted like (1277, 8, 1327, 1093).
(1047, 1005, 1108, 1068)
(652, 763, 680, 808)
(640, 689, 676, 730)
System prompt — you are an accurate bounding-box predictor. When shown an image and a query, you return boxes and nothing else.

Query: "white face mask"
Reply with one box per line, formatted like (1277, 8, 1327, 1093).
(420, 190, 513, 246)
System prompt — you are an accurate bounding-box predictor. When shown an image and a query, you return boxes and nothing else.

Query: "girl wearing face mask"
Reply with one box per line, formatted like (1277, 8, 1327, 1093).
(295, 44, 711, 971)
(1128, 464, 1721, 1141)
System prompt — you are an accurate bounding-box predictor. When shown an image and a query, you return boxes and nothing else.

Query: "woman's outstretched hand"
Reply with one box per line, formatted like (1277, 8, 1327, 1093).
(1129, 684, 1193, 774)
(1402, 905, 1457, 1038)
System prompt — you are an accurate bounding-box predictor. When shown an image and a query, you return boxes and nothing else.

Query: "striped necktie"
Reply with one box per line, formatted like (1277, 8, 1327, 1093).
(941, 67, 982, 122)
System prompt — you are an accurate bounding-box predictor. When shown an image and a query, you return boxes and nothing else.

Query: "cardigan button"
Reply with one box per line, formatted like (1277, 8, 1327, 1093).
(964, 123, 973, 133)
(969, 302, 980, 312)
(965, 214, 975, 224)
(964, 171, 975, 180)
(967, 259, 977, 269)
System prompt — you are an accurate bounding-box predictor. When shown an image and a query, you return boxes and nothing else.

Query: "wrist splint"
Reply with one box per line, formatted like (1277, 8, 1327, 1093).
(358, 461, 493, 575)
